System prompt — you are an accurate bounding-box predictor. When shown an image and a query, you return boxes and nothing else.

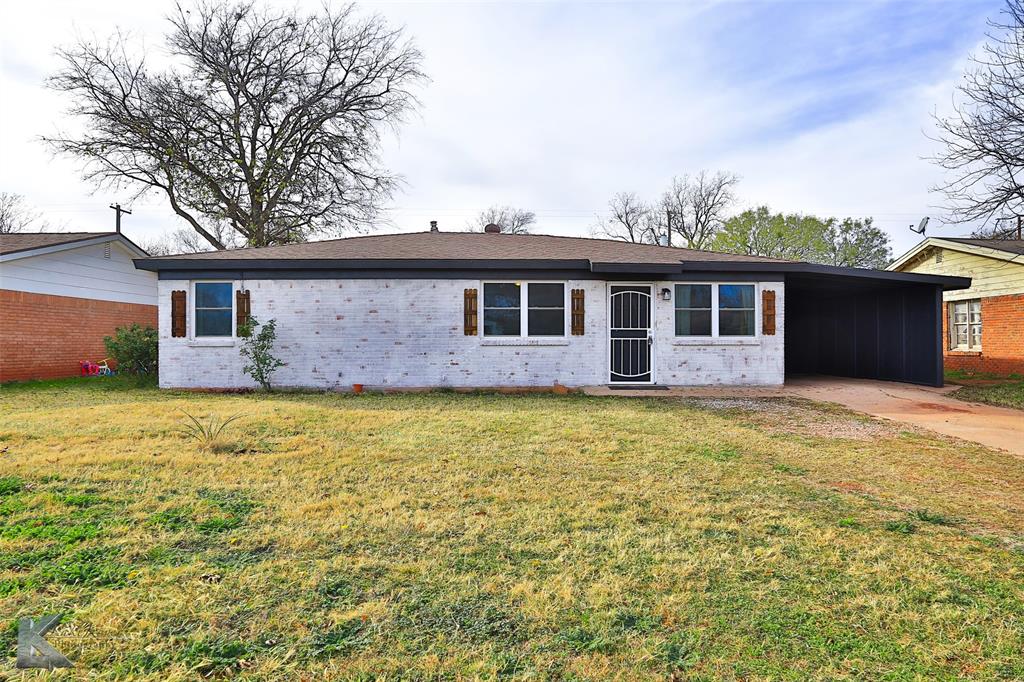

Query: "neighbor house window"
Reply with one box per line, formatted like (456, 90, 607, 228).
(194, 282, 234, 337)
(949, 299, 981, 350)
(482, 282, 566, 337)
(674, 284, 712, 336)
(719, 284, 756, 336)
(527, 283, 565, 336)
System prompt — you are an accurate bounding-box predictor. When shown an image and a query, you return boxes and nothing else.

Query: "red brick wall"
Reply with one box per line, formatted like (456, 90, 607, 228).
(943, 293, 1024, 376)
(0, 290, 158, 383)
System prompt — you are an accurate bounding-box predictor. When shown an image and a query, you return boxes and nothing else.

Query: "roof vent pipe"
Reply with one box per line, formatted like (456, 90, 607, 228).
(483, 223, 501, 234)
(429, 220, 438, 232)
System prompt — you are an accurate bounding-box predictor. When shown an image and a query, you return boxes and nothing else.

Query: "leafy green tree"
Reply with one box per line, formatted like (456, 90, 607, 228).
(819, 217, 893, 269)
(714, 207, 826, 261)
(714, 207, 893, 269)
(103, 324, 158, 375)
(238, 317, 285, 391)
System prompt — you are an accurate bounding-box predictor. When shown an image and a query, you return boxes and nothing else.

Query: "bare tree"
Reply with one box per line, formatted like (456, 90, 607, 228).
(657, 171, 739, 249)
(45, 2, 425, 249)
(932, 0, 1024, 227)
(471, 205, 536, 234)
(139, 225, 243, 255)
(0, 193, 45, 234)
(595, 192, 657, 243)
(970, 217, 1024, 239)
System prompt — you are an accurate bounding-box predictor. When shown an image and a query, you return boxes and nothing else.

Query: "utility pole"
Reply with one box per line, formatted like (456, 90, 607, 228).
(109, 203, 132, 234)
(665, 209, 672, 247)
(1017, 215, 1022, 240)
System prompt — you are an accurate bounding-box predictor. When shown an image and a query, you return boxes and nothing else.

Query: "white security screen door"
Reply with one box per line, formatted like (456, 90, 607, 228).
(609, 285, 653, 383)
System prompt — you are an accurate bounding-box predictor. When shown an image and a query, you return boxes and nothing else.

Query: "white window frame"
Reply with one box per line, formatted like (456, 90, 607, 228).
(673, 283, 714, 338)
(480, 281, 569, 338)
(674, 282, 760, 339)
(948, 299, 981, 351)
(192, 280, 236, 339)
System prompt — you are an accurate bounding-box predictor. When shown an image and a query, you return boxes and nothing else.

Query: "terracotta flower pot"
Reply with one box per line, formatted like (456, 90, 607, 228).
(352, 383, 364, 394)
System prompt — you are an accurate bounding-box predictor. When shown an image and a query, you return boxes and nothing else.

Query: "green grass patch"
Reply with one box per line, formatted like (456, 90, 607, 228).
(952, 380, 1024, 410)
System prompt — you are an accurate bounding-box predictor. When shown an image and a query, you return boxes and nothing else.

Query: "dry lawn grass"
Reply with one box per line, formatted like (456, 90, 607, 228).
(1, 377, 1023, 680)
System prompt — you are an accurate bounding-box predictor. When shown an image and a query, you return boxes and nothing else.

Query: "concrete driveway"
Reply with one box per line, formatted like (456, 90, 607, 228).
(585, 376, 1024, 456)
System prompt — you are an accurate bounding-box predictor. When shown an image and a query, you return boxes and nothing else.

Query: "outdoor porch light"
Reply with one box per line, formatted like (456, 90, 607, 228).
(660, 287, 672, 301)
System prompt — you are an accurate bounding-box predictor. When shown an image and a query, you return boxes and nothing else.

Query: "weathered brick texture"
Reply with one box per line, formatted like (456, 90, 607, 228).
(0, 289, 158, 382)
(942, 293, 1024, 376)
(158, 279, 786, 389)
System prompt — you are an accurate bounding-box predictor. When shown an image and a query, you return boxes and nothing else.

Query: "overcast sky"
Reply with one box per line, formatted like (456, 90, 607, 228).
(0, 0, 997, 254)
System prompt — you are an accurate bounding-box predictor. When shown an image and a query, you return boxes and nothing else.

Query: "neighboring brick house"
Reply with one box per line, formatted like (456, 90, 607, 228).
(134, 229, 967, 390)
(889, 238, 1024, 376)
(0, 232, 157, 382)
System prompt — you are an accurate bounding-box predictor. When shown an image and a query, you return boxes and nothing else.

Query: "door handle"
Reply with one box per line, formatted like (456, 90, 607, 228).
(647, 336, 653, 346)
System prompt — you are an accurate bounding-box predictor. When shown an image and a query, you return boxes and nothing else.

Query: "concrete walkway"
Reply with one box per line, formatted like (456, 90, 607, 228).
(584, 377, 1024, 456)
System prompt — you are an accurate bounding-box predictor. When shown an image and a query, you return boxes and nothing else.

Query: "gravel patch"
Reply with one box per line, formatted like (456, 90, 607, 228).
(683, 397, 904, 440)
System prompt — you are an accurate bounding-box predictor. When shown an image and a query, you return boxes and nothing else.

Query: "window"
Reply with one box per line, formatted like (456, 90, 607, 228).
(527, 283, 565, 336)
(673, 283, 758, 338)
(674, 284, 712, 336)
(949, 299, 981, 350)
(719, 284, 755, 336)
(483, 283, 521, 336)
(194, 282, 233, 337)
(482, 282, 566, 337)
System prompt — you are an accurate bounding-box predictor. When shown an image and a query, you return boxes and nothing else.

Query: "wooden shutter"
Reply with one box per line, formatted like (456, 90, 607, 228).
(171, 290, 187, 338)
(762, 289, 776, 335)
(236, 289, 251, 334)
(571, 288, 585, 335)
(464, 288, 478, 335)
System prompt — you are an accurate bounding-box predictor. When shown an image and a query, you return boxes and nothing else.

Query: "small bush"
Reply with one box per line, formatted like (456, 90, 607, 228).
(104, 323, 158, 375)
(238, 316, 285, 391)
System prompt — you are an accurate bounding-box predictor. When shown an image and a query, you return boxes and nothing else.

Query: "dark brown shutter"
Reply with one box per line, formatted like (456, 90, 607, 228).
(571, 288, 585, 335)
(762, 289, 776, 335)
(236, 289, 251, 334)
(464, 288, 478, 335)
(171, 290, 187, 338)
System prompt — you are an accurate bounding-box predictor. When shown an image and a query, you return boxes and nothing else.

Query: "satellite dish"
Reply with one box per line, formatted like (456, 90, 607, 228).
(909, 216, 929, 235)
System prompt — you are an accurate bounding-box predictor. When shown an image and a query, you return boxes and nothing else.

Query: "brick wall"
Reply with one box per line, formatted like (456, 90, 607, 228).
(943, 293, 1024, 376)
(0, 289, 158, 382)
(157, 278, 786, 389)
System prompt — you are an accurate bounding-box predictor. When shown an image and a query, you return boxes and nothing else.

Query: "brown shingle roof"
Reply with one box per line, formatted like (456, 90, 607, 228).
(139, 231, 793, 264)
(944, 238, 1024, 257)
(0, 232, 118, 256)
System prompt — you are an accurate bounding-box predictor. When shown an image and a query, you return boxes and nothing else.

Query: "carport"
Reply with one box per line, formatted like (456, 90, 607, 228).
(672, 260, 970, 388)
(782, 266, 971, 387)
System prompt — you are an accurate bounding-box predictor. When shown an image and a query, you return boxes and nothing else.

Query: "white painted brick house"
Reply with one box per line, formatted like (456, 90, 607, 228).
(136, 230, 968, 389)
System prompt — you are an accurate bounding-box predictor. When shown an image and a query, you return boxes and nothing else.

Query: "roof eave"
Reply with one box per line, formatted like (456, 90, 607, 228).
(134, 257, 593, 272)
(889, 237, 1024, 269)
(2, 233, 148, 261)
(684, 260, 971, 289)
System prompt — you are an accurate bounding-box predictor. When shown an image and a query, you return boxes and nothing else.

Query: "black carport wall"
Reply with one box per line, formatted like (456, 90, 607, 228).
(783, 269, 969, 387)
